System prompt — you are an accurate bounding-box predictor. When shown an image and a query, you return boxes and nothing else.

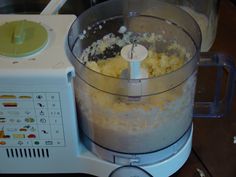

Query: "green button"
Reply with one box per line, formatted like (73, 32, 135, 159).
(0, 20, 48, 57)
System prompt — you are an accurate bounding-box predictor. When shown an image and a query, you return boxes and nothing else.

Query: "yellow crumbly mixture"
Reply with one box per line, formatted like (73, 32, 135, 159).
(86, 50, 185, 78)
(82, 49, 187, 112)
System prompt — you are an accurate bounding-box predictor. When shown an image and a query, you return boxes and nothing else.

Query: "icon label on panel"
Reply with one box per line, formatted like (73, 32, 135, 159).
(0, 92, 64, 147)
(41, 130, 49, 134)
(25, 117, 35, 123)
(45, 141, 53, 145)
(27, 134, 36, 138)
(0, 95, 16, 99)
(19, 128, 27, 132)
(34, 141, 40, 145)
(3, 102, 18, 107)
(36, 95, 43, 100)
(0, 129, 5, 138)
(0, 118, 6, 123)
(29, 127, 36, 132)
(34, 93, 46, 101)
(17, 141, 24, 145)
(12, 134, 25, 139)
(39, 118, 47, 124)
(24, 111, 33, 116)
(35, 110, 48, 117)
(19, 95, 32, 99)
(0, 141, 6, 145)
(35, 102, 47, 109)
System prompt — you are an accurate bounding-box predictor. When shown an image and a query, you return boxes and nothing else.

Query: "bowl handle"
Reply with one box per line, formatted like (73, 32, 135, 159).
(193, 52, 236, 118)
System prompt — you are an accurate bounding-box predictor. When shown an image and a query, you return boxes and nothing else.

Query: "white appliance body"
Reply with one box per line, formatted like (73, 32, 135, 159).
(0, 15, 192, 177)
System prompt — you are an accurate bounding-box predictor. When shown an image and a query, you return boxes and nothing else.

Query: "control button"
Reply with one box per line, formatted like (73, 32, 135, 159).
(50, 117, 62, 125)
(47, 101, 60, 109)
(49, 110, 61, 117)
(51, 125, 64, 139)
(54, 140, 64, 146)
(46, 93, 59, 101)
(109, 166, 152, 177)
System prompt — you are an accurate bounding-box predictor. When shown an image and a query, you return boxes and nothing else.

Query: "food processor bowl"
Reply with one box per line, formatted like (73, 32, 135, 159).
(68, 0, 201, 154)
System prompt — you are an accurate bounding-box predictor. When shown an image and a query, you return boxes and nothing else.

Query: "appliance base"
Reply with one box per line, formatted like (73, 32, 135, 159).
(78, 124, 193, 177)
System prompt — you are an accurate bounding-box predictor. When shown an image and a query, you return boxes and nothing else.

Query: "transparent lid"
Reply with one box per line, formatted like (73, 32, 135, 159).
(68, 0, 201, 96)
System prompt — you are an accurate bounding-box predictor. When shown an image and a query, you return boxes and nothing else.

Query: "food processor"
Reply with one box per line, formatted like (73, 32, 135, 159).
(0, 0, 235, 177)
(69, 0, 200, 175)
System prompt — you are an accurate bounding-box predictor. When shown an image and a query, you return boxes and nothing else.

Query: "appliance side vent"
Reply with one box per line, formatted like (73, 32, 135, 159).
(5, 148, 50, 159)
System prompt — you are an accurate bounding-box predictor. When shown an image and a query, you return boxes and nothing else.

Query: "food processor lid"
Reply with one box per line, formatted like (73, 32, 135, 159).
(0, 20, 48, 57)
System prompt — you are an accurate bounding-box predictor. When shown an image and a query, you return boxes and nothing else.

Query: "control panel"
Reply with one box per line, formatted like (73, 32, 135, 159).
(0, 92, 65, 147)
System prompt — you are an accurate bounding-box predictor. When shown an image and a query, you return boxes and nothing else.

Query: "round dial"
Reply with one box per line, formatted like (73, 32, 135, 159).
(0, 20, 48, 57)
(109, 166, 153, 177)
